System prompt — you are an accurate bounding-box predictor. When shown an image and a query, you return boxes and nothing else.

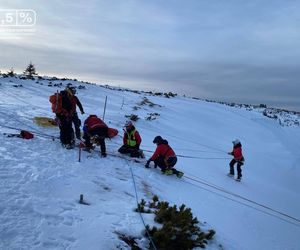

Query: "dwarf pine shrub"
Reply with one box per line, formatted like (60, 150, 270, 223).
(137, 196, 215, 250)
(125, 114, 139, 121)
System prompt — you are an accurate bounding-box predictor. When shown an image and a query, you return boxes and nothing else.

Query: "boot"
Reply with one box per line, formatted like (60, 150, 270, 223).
(65, 144, 74, 150)
(164, 169, 173, 175)
(176, 171, 184, 178)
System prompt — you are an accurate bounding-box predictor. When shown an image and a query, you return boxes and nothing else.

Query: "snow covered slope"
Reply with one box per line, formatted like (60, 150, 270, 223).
(0, 76, 299, 250)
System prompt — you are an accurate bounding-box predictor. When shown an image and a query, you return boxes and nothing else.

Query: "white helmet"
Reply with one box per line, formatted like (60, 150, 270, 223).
(232, 139, 240, 146)
(125, 120, 133, 127)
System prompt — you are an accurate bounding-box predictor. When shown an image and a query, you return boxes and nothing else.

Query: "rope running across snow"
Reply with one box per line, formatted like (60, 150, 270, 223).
(105, 150, 300, 228)
(107, 141, 230, 161)
(182, 173, 300, 227)
(0, 123, 58, 140)
(125, 159, 158, 250)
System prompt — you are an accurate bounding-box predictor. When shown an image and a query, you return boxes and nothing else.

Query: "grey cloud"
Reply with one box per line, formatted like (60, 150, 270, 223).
(1, 0, 300, 111)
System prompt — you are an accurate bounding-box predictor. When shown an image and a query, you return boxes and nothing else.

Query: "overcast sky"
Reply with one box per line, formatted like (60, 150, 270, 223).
(1, 0, 300, 111)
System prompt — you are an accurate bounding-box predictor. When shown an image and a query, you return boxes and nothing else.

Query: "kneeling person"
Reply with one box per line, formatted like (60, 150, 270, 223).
(145, 136, 183, 177)
(118, 121, 143, 158)
(83, 115, 108, 157)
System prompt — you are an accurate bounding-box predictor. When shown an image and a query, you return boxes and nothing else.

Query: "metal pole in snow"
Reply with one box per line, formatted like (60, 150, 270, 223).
(121, 97, 124, 110)
(78, 144, 82, 162)
(103, 96, 107, 121)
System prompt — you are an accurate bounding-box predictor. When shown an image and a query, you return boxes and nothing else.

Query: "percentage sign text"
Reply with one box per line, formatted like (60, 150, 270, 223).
(17, 10, 36, 26)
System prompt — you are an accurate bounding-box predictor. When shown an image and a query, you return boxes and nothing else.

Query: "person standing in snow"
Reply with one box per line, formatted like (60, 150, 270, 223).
(145, 136, 183, 178)
(82, 115, 108, 157)
(118, 120, 143, 158)
(228, 139, 245, 181)
(56, 89, 74, 149)
(65, 86, 85, 140)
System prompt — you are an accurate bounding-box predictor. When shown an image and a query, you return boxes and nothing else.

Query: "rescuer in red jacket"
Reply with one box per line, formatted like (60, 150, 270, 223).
(228, 139, 245, 181)
(145, 136, 183, 177)
(83, 115, 108, 157)
(65, 86, 85, 140)
(55, 89, 74, 149)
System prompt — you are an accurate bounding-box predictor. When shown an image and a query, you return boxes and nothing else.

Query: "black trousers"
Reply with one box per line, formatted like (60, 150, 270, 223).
(229, 159, 243, 178)
(71, 112, 81, 139)
(154, 156, 180, 174)
(118, 145, 140, 157)
(83, 127, 108, 154)
(57, 114, 74, 145)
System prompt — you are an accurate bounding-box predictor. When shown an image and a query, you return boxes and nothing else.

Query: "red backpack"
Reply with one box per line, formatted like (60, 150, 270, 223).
(20, 130, 34, 139)
(107, 128, 118, 138)
(49, 92, 63, 114)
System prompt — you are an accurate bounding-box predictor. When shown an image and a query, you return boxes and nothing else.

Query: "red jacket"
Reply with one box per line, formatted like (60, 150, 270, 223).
(150, 143, 176, 161)
(70, 96, 84, 114)
(231, 144, 243, 161)
(84, 115, 107, 132)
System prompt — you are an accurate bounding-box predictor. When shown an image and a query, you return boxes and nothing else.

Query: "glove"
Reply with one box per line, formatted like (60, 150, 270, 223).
(145, 160, 151, 168)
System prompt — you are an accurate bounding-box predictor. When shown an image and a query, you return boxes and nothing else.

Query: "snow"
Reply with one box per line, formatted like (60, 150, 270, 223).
(0, 76, 300, 250)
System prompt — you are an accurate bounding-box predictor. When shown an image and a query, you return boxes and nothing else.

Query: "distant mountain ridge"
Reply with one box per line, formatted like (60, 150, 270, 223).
(1, 73, 299, 127)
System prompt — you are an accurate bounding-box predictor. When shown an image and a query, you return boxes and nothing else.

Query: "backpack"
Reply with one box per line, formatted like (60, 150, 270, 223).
(20, 130, 34, 139)
(5, 130, 34, 139)
(107, 127, 118, 138)
(49, 91, 63, 114)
